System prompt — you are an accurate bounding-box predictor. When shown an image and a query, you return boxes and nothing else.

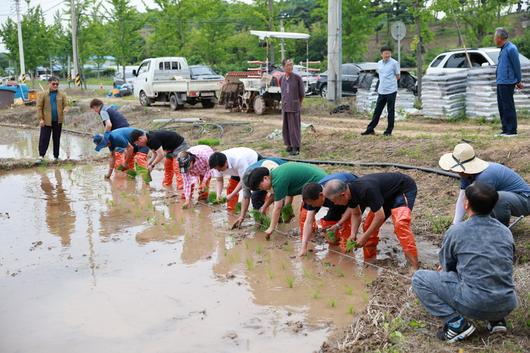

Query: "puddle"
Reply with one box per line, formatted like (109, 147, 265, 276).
(0, 164, 375, 353)
(0, 126, 97, 160)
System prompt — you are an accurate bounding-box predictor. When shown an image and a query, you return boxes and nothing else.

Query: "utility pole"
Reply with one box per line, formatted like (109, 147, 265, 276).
(327, 0, 342, 102)
(267, 0, 275, 65)
(279, 12, 287, 62)
(15, 0, 26, 80)
(71, 0, 80, 86)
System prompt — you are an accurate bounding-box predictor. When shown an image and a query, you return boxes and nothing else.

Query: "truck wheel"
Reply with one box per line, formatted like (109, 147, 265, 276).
(201, 99, 215, 109)
(139, 91, 151, 106)
(253, 96, 266, 115)
(169, 94, 183, 110)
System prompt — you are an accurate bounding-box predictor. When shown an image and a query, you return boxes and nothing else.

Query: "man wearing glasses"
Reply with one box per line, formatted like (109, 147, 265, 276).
(37, 76, 68, 161)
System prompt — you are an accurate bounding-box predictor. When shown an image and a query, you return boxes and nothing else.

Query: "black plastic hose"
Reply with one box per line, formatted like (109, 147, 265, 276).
(279, 157, 459, 179)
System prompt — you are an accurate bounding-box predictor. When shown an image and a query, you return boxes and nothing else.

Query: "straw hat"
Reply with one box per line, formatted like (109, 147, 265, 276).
(439, 143, 489, 174)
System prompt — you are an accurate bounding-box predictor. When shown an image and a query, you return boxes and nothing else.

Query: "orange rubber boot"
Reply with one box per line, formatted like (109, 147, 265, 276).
(362, 211, 381, 261)
(163, 157, 174, 187)
(391, 206, 419, 269)
(113, 151, 125, 170)
(134, 152, 148, 168)
(226, 177, 239, 211)
(173, 158, 184, 194)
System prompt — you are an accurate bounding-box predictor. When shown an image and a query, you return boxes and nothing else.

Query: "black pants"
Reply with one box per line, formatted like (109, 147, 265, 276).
(39, 122, 62, 158)
(366, 92, 397, 133)
(497, 84, 517, 134)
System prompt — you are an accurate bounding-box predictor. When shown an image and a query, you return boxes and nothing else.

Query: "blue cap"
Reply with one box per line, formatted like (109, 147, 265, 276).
(93, 132, 110, 152)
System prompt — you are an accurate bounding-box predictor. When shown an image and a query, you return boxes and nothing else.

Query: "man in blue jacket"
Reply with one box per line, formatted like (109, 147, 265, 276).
(494, 27, 524, 137)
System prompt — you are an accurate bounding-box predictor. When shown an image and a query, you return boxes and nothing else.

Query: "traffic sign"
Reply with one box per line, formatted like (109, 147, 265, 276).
(391, 21, 406, 41)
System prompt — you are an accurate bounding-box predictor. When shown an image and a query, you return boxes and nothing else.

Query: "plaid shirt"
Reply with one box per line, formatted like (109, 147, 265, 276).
(182, 145, 214, 200)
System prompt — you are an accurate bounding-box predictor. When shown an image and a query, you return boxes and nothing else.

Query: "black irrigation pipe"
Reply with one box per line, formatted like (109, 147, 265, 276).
(279, 157, 460, 179)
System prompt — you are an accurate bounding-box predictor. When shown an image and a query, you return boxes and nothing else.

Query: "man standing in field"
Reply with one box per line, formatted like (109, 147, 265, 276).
(280, 59, 305, 155)
(361, 46, 400, 137)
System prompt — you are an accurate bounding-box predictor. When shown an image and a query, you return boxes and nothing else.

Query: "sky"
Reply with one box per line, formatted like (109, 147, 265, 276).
(0, 0, 158, 53)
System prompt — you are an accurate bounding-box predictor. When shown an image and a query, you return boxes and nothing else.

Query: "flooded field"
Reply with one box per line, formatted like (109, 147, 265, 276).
(0, 163, 375, 353)
(0, 126, 97, 160)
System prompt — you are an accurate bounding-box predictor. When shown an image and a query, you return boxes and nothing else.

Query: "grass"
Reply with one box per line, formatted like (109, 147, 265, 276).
(245, 258, 254, 271)
(429, 214, 452, 234)
(85, 77, 113, 86)
(286, 276, 295, 288)
(197, 138, 220, 146)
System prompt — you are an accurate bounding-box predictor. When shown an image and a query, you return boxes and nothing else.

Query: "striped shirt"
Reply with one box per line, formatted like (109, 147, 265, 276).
(182, 145, 214, 200)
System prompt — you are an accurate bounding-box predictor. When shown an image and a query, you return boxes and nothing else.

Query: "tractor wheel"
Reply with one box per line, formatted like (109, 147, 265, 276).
(253, 96, 266, 115)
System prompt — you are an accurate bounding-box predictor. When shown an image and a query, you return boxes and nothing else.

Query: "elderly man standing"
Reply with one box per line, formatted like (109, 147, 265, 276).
(37, 76, 68, 161)
(280, 59, 305, 156)
(361, 46, 400, 136)
(494, 27, 523, 137)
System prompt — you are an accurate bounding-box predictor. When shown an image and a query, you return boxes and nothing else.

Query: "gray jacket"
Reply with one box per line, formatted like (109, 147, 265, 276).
(440, 215, 517, 313)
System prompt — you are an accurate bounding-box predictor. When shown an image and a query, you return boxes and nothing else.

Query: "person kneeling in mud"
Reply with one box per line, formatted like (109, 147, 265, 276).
(232, 157, 288, 229)
(300, 172, 359, 257)
(323, 173, 419, 270)
(208, 147, 260, 211)
(248, 162, 327, 240)
(412, 182, 517, 343)
(177, 145, 215, 209)
(128, 129, 188, 189)
(93, 127, 148, 179)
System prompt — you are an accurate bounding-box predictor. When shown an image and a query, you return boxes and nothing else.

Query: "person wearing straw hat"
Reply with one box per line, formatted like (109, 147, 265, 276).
(412, 182, 517, 342)
(439, 143, 530, 226)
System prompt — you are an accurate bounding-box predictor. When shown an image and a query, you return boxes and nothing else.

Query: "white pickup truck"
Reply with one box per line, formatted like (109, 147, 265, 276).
(133, 57, 224, 109)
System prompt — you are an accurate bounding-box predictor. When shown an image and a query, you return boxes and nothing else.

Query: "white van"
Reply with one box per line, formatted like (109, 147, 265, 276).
(133, 57, 224, 109)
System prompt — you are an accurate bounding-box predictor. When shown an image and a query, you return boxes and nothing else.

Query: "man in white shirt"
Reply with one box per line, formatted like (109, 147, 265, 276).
(208, 147, 260, 211)
(361, 46, 400, 136)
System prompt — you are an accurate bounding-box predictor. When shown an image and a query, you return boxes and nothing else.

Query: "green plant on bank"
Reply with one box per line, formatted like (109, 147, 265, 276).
(207, 192, 227, 205)
(197, 138, 220, 146)
(250, 210, 271, 231)
(245, 258, 254, 271)
(280, 204, 295, 223)
(286, 276, 295, 288)
(429, 214, 452, 234)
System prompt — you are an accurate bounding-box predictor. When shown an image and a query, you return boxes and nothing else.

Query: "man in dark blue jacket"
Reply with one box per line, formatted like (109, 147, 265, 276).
(494, 27, 524, 137)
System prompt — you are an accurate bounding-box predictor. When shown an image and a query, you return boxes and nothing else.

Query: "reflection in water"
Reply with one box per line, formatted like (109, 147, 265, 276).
(0, 126, 96, 159)
(40, 169, 75, 246)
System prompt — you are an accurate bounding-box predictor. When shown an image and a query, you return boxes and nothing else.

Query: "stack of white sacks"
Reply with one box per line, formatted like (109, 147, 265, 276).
(355, 78, 416, 114)
(466, 65, 530, 119)
(466, 67, 498, 118)
(421, 71, 468, 118)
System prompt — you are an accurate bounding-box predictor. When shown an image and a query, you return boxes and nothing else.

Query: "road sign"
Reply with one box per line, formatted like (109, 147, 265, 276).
(391, 21, 406, 66)
(391, 21, 406, 41)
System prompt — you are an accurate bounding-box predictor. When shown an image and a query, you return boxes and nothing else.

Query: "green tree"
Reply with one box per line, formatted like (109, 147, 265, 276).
(108, 0, 144, 78)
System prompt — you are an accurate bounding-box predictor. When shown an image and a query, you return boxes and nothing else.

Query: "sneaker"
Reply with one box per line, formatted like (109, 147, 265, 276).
(487, 319, 507, 334)
(361, 130, 375, 136)
(36, 156, 45, 164)
(436, 316, 476, 343)
(496, 133, 517, 137)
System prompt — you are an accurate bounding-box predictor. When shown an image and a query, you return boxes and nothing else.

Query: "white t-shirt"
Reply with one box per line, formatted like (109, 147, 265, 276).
(211, 147, 259, 178)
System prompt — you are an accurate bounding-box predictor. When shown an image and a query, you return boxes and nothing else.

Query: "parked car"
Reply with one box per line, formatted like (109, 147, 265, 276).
(38, 74, 52, 81)
(357, 69, 417, 95)
(293, 64, 318, 95)
(133, 57, 224, 109)
(426, 47, 530, 75)
(113, 65, 137, 90)
(315, 63, 377, 98)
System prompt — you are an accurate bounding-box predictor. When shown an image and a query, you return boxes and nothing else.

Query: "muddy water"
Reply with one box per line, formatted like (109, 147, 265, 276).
(0, 165, 374, 353)
(0, 126, 97, 159)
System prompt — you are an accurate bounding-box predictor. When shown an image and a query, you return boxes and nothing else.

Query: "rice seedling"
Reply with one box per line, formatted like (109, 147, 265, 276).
(286, 276, 295, 288)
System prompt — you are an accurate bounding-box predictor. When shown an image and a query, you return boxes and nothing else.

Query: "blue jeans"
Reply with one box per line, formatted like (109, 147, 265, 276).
(497, 84, 517, 134)
(492, 191, 530, 226)
(412, 270, 512, 323)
